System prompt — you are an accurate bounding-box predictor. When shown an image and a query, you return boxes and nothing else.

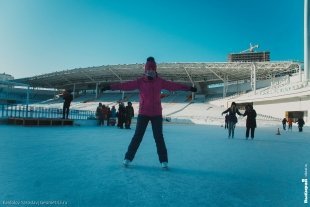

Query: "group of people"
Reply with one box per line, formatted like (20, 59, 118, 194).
(222, 102, 257, 140)
(96, 102, 134, 129)
(222, 102, 306, 140)
(96, 103, 116, 126)
(282, 117, 305, 132)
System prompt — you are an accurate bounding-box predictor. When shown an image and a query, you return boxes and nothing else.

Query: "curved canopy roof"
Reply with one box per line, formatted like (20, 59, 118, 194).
(13, 61, 301, 90)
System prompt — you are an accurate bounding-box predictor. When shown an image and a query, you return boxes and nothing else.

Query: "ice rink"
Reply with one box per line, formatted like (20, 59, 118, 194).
(0, 123, 309, 207)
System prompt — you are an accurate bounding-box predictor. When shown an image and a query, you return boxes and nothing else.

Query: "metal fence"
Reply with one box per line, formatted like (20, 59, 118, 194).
(0, 104, 96, 120)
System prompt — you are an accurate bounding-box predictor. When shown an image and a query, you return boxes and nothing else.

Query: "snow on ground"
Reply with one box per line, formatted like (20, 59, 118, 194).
(0, 123, 309, 207)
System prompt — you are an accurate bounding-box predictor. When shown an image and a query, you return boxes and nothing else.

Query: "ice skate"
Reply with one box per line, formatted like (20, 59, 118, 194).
(161, 162, 168, 169)
(123, 159, 131, 167)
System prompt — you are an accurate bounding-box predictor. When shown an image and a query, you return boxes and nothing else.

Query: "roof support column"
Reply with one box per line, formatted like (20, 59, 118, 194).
(299, 64, 303, 82)
(95, 83, 99, 99)
(26, 86, 30, 118)
(73, 83, 76, 99)
(223, 75, 228, 98)
(184, 67, 195, 101)
(206, 66, 226, 98)
(251, 63, 257, 94)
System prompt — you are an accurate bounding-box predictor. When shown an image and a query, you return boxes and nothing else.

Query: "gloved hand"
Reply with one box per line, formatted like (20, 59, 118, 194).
(189, 86, 197, 92)
(101, 85, 111, 92)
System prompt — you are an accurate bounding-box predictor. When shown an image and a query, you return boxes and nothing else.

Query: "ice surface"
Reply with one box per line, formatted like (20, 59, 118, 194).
(0, 124, 309, 207)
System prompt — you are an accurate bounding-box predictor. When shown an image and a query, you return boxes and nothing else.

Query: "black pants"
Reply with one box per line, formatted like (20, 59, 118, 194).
(98, 117, 104, 126)
(228, 121, 236, 138)
(125, 115, 167, 163)
(117, 116, 125, 128)
(246, 127, 255, 138)
(125, 118, 132, 129)
(224, 122, 228, 129)
(63, 104, 70, 119)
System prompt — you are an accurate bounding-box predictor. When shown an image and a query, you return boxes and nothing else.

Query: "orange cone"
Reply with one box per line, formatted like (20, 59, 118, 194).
(276, 128, 281, 135)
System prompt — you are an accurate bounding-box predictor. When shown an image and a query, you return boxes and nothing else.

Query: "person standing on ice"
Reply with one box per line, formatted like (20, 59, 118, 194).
(287, 118, 293, 131)
(297, 117, 305, 132)
(101, 57, 197, 168)
(96, 102, 104, 126)
(243, 104, 257, 139)
(282, 117, 287, 130)
(61, 89, 73, 119)
(125, 102, 134, 129)
(221, 102, 243, 138)
(224, 114, 229, 129)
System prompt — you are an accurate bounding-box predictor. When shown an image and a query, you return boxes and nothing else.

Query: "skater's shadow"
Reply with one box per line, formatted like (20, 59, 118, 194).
(122, 164, 272, 183)
(126, 164, 231, 179)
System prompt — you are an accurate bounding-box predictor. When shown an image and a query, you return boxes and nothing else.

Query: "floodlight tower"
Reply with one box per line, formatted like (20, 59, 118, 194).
(305, 0, 310, 82)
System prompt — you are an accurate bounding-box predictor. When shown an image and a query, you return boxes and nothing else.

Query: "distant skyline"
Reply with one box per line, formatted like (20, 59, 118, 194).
(0, 0, 304, 79)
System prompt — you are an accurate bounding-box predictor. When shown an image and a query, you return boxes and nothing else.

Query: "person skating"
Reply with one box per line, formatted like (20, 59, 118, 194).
(287, 118, 293, 131)
(61, 89, 73, 119)
(282, 118, 287, 130)
(106, 106, 111, 126)
(96, 103, 104, 126)
(297, 117, 305, 132)
(243, 104, 257, 139)
(102, 104, 108, 126)
(222, 102, 243, 139)
(125, 102, 134, 129)
(117, 103, 126, 129)
(224, 114, 229, 129)
(102, 56, 197, 168)
(109, 106, 117, 126)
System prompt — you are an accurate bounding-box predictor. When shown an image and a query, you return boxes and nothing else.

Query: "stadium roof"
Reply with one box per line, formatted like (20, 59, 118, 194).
(13, 61, 301, 91)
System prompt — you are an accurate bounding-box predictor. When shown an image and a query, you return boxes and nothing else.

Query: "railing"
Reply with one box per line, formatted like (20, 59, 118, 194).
(259, 82, 307, 96)
(0, 104, 96, 120)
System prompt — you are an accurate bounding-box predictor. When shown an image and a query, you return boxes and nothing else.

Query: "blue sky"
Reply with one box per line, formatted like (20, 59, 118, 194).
(0, 0, 304, 78)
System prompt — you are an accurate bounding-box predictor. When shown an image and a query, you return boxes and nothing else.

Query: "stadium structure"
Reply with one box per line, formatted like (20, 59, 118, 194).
(1, 0, 310, 125)
(0, 57, 308, 125)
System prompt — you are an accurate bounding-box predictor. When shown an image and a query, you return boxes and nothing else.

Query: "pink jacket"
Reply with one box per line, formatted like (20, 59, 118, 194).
(111, 76, 191, 116)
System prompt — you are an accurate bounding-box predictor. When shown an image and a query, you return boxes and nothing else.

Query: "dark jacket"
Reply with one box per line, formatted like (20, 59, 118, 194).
(117, 105, 126, 121)
(297, 118, 305, 127)
(243, 108, 257, 128)
(63, 92, 73, 106)
(222, 107, 242, 124)
(125, 105, 134, 120)
(96, 106, 104, 119)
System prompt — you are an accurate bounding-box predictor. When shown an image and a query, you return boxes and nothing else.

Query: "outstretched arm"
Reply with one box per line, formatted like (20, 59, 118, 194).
(161, 78, 192, 91)
(222, 108, 229, 115)
(110, 79, 139, 91)
(236, 109, 243, 116)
